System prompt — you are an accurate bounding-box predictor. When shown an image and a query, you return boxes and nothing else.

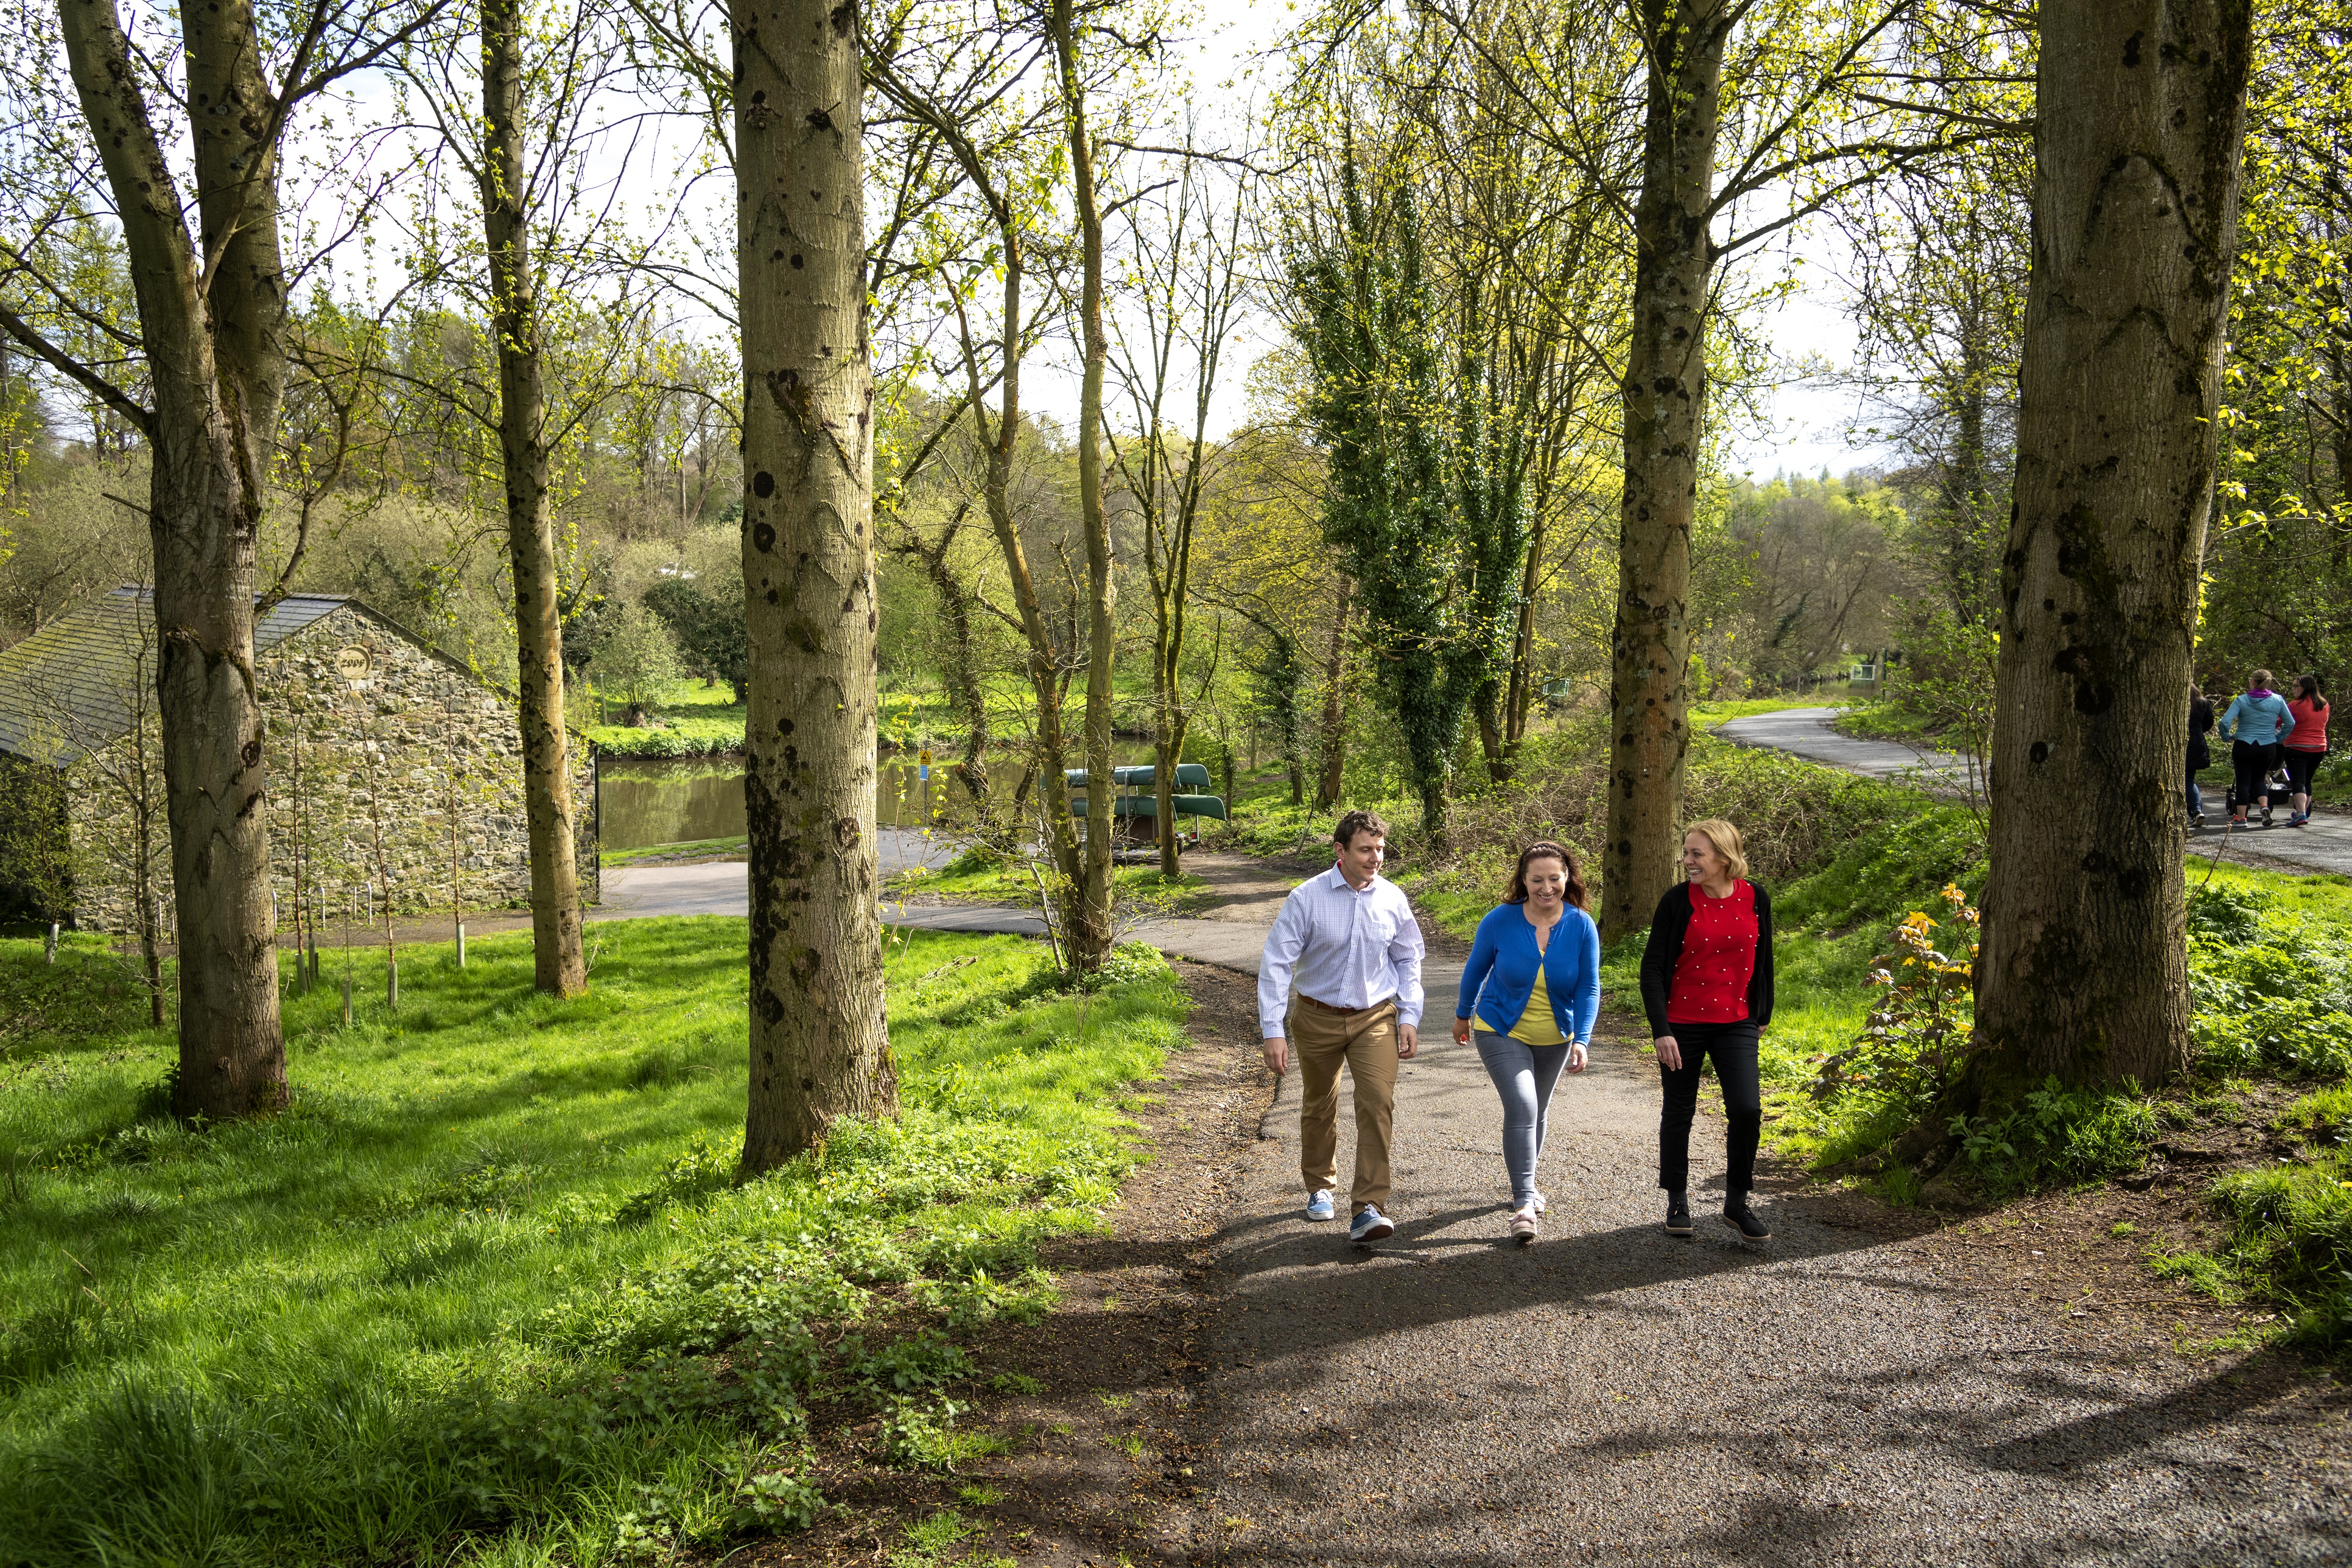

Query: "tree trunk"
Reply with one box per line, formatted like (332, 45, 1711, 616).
(1600, 0, 1727, 943)
(59, 0, 288, 1118)
(1474, 685, 1507, 782)
(736, 0, 894, 1173)
(1052, 0, 1117, 965)
(1971, 0, 2253, 1094)
(1504, 506, 1545, 748)
(483, 0, 587, 998)
(1313, 578, 1350, 812)
(916, 540, 997, 832)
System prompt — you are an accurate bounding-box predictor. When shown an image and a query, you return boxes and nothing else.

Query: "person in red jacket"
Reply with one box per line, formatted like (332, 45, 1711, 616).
(1638, 817, 1775, 1243)
(2284, 674, 2331, 827)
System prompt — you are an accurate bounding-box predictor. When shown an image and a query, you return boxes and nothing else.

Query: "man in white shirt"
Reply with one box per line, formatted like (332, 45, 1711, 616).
(1259, 809, 1427, 1242)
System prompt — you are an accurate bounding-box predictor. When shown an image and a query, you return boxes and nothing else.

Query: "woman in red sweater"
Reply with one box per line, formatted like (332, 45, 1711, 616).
(1638, 817, 1775, 1242)
(2284, 674, 2329, 827)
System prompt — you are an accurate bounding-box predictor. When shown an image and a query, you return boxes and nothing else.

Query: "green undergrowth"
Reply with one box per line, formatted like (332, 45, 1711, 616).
(1766, 836, 2352, 1350)
(1222, 720, 1944, 942)
(2149, 1082, 2352, 1351)
(0, 920, 1186, 1565)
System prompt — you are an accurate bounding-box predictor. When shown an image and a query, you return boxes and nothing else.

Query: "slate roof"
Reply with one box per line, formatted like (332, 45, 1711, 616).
(0, 589, 353, 763)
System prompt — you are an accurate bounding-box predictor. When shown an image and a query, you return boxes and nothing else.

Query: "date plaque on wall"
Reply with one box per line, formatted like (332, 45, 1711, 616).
(334, 646, 373, 688)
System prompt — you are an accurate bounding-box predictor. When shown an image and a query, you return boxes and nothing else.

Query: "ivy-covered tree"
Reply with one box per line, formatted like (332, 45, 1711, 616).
(1291, 158, 1525, 839)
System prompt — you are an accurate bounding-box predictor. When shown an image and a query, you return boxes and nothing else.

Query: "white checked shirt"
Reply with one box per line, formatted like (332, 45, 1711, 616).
(1258, 865, 1427, 1037)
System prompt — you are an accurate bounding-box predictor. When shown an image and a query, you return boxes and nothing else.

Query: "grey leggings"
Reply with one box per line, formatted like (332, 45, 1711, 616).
(1474, 1029, 1573, 1209)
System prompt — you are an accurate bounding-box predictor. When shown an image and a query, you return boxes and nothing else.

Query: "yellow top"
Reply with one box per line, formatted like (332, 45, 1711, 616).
(1509, 964, 1568, 1046)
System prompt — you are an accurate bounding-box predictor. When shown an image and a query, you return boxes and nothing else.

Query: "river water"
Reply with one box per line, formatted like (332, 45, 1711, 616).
(597, 746, 1182, 852)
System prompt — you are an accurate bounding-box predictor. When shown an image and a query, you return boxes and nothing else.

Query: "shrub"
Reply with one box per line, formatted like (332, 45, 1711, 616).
(1811, 884, 1978, 1112)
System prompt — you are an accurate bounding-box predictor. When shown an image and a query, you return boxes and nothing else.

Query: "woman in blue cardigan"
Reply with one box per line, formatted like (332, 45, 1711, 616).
(1451, 841, 1601, 1244)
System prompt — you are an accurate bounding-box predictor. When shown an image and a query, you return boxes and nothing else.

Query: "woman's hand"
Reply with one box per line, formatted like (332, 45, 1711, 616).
(1568, 1041, 1589, 1074)
(1654, 1034, 1682, 1071)
(1452, 1015, 1472, 1046)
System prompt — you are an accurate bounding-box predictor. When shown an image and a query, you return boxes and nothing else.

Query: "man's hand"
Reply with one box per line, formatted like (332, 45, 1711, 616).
(1398, 1023, 1419, 1060)
(1262, 1035, 1288, 1077)
(1450, 1016, 1472, 1046)
(1654, 1034, 1682, 1071)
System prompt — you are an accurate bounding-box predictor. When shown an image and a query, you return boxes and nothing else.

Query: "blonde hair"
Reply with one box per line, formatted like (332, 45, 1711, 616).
(1683, 818, 1750, 881)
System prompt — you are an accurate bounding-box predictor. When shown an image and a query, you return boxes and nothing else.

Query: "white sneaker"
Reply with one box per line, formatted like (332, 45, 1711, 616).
(1509, 1206, 1539, 1245)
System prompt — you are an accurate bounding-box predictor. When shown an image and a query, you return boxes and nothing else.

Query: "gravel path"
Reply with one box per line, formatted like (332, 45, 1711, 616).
(1717, 705, 2352, 877)
(1156, 1015, 2350, 1567)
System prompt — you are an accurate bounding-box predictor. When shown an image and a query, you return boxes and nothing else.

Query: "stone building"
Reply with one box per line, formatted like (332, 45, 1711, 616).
(0, 589, 597, 934)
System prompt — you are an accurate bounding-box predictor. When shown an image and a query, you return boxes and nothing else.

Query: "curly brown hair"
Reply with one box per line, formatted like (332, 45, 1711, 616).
(1504, 841, 1588, 911)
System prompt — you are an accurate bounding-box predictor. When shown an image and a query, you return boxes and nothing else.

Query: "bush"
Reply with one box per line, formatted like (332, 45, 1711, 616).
(1810, 885, 1977, 1113)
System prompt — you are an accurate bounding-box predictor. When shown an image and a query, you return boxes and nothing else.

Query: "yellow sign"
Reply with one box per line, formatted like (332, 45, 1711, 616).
(334, 646, 373, 686)
(918, 748, 932, 765)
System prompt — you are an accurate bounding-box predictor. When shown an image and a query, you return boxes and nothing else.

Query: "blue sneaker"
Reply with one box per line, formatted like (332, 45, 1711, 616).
(1304, 1189, 1336, 1222)
(1349, 1204, 1395, 1244)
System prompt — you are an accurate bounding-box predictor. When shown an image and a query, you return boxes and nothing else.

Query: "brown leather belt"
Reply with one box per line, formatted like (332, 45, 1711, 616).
(1297, 993, 1395, 1016)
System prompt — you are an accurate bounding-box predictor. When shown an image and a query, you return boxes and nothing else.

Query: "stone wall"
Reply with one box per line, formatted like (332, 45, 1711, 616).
(67, 604, 598, 933)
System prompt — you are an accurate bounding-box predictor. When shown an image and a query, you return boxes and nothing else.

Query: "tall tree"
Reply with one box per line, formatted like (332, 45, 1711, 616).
(1969, 0, 2255, 1093)
(1108, 152, 1252, 875)
(1595, 0, 1976, 939)
(0, 0, 436, 1118)
(735, 0, 894, 1171)
(480, 0, 589, 994)
(1293, 162, 1469, 838)
(869, 2, 1137, 968)
(1048, 0, 1118, 959)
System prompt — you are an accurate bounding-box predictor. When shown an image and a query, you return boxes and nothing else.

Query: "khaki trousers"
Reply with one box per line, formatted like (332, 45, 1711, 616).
(1293, 997, 1399, 1215)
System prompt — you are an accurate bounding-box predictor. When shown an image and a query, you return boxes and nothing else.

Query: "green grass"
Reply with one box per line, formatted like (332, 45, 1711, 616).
(585, 677, 749, 755)
(599, 835, 749, 868)
(889, 855, 1209, 913)
(1690, 696, 1847, 726)
(0, 921, 1187, 1564)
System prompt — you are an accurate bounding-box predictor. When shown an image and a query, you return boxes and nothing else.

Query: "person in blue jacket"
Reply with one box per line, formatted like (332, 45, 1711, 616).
(2219, 668, 2295, 826)
(1452, 841, 1600, 1245)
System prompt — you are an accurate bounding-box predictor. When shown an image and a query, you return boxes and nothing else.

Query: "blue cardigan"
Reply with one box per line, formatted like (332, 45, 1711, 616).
(1456, 903, 1603, 1044)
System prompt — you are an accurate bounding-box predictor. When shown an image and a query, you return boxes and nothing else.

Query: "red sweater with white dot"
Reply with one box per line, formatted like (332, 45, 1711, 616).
(1665, 879, 1758, 1026)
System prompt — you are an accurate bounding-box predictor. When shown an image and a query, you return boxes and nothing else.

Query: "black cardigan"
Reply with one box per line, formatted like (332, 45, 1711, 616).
(1637, 881, 1774, 1036)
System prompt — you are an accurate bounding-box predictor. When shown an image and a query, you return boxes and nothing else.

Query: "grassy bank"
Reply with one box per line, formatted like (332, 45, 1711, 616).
(887, 849, 1209, 913)
(586, 680, 747, 759)
(0, 922, 1187, 1564)
(598, 835, 750, 869)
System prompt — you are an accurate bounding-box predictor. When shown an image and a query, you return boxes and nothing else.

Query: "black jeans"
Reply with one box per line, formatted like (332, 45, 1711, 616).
(2232, 739, 2282, 813)
(1657, 1018, 1761, 1197)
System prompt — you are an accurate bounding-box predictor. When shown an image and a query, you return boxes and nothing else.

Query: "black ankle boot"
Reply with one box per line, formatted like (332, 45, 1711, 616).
(1664, 1191, 1693, 1236)
(1722, 1197, 1771, 1241)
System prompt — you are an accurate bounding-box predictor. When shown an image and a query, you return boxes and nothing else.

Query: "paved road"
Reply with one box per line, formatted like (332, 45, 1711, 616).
(1719, 705, 2352, 877)
(1162, 1023, 2346, 1567)
(1716, 705, 1978, 788)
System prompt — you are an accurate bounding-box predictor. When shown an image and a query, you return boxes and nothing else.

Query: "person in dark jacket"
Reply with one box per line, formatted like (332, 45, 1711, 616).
(2188, 684, 2214, 828)
(1640, 817, 1775, 1242)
